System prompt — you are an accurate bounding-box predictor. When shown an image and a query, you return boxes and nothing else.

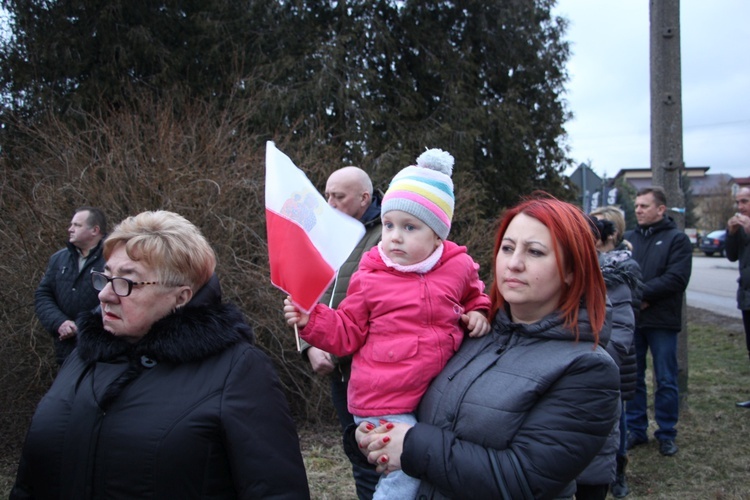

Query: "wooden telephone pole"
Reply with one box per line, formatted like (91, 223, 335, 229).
(650, 0, 688, 406)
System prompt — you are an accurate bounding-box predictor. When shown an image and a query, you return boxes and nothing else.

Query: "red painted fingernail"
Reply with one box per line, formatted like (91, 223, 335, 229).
(365, 423, 375, 430)
(379, 456, 388, 464)
(385, 423, 394, 430)
(379, 419, 388, 425)
(383, 436, 391, 443)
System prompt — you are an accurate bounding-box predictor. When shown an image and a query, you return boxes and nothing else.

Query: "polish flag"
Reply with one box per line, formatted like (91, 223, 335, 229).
(265, 142, 365, 312)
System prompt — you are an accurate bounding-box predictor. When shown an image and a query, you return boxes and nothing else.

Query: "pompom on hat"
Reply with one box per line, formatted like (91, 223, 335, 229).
(381, 148, 455, 240)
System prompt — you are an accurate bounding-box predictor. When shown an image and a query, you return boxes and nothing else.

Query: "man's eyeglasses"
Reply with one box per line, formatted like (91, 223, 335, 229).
(91, 271, 163, 297)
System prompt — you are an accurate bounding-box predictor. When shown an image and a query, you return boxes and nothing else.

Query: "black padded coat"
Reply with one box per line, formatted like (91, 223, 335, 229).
(577, 251, 642, 487)
(624, 216, 692, 331)
(726, 226, 750, 310)
(13, 276, 309, 499)
(600, 249, 642, 401)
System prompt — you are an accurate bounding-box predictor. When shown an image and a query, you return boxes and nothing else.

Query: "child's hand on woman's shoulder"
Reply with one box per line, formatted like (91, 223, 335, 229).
(462, 311, 491, 338)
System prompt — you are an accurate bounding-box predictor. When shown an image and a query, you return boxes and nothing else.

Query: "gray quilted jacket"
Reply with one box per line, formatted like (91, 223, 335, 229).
(401, 306, 619, 500)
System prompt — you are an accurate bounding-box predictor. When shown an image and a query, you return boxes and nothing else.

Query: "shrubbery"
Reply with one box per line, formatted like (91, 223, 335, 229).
(0, 92, 498, 458)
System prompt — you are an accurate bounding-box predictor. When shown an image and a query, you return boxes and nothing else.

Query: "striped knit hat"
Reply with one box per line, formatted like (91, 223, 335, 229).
(381, 148, 455, 240)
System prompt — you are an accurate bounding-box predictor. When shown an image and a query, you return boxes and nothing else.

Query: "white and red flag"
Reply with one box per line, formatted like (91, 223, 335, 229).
(265, 141, 365, 313)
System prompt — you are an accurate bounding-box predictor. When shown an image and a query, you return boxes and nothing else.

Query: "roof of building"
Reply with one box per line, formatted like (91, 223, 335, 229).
(612, 167, 737, 196)
(613, 166, 710, 180)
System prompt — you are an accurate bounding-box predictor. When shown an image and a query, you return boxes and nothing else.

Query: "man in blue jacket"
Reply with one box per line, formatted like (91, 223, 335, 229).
(726, 186, 750, 408)
(624, 187, 692, 457)
(35, 207, 107, 364)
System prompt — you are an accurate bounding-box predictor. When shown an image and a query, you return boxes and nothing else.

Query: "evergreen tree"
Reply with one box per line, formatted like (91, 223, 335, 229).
(615, 177, 638, 231)
(1, 0, 574, 211)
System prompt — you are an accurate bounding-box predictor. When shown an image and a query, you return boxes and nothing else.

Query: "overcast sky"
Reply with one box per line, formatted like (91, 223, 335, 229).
(554, 1, 750, 180)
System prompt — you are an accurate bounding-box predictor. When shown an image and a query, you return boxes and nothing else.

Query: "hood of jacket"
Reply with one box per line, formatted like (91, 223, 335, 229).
(636, 215, 678, 237)
(493, 301, 610, 348)
(362, 190, 383, 228)
(600, 250, 642, 292)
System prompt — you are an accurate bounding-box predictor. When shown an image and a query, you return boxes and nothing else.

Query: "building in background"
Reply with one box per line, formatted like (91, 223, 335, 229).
(569, 166, 746, 233)
(612, 167, 736, 232)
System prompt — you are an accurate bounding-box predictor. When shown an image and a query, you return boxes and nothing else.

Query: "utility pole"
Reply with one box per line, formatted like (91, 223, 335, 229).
(582, 162, 588, 212)
(650, 0, 688, 406)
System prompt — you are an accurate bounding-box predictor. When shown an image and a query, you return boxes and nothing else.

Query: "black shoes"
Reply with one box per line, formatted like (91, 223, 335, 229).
(610, 454, 630, 498)
(628, 433, 678, 456)
(610, 474, 630, 498)
(658, 439, 678, 456)
(625, 433, 648, 450)
(736, 400, 750, 408)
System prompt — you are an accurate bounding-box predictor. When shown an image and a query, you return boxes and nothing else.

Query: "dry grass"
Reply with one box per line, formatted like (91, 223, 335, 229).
(299, 426, 357, 500)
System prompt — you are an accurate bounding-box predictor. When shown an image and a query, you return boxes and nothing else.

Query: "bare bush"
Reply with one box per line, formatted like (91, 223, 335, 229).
(0, 90, 501, 467)
(696, 185, 736, 232)
(0, 94, 334, 451)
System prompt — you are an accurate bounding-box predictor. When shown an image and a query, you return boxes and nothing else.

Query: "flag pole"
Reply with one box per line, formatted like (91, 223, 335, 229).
(293, 324, 301, 352)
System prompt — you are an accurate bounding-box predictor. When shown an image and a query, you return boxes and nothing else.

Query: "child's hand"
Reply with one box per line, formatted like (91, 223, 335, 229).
(462, 310, 491, 338)
(284, 296, 310, 328)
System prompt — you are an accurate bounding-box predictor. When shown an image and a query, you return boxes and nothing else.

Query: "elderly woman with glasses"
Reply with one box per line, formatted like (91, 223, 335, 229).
(12, 211, 310, 499)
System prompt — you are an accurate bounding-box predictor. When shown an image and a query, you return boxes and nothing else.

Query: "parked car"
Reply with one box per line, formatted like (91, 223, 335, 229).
(699, 229, 727, 257)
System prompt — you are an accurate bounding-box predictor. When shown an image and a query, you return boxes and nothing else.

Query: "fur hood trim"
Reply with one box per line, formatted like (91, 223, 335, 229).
(599, 249, 641, 293)
(76, 302, 253, 365)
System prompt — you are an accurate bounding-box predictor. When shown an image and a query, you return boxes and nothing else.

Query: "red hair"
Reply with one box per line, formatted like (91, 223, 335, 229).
(489, 193, 607, 342)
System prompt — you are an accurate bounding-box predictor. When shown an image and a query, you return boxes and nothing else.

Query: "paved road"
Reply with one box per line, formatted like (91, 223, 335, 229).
(686, 253, 740, 319)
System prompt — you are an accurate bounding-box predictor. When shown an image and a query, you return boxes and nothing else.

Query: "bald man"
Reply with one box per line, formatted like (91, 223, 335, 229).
(301, 166, 382, 499)
(324, 166, 374, 221)
(727, 187, 750, 408)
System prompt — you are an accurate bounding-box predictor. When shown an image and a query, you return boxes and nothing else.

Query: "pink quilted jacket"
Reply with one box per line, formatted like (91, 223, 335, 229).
(300, 240, 490, 416)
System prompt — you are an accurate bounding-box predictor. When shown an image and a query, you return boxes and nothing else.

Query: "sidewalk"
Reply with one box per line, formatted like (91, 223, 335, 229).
(688, 253, 740, 319)
(686, 291, 741, 319)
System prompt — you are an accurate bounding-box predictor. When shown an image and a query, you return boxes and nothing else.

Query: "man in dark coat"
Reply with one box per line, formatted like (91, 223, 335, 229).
(300, 166, 381, 499)
(624, 187, 692, 457)
(726, 186, 750, 408)
(35, 207, 107, 364)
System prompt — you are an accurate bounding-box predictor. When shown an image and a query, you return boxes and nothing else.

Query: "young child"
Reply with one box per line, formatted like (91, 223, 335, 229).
(284, 148, 491, 499)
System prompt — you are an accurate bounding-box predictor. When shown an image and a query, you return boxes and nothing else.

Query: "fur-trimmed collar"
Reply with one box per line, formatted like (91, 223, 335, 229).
(76, 301, 254, 365)
(599, 250, 642, 293)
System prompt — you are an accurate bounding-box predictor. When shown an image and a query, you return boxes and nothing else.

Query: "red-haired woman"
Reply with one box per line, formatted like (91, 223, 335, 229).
(349, 194, 620, 499)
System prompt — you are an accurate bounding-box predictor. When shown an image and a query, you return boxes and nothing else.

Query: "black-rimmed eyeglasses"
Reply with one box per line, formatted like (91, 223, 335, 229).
(91, 271, 163, 298)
